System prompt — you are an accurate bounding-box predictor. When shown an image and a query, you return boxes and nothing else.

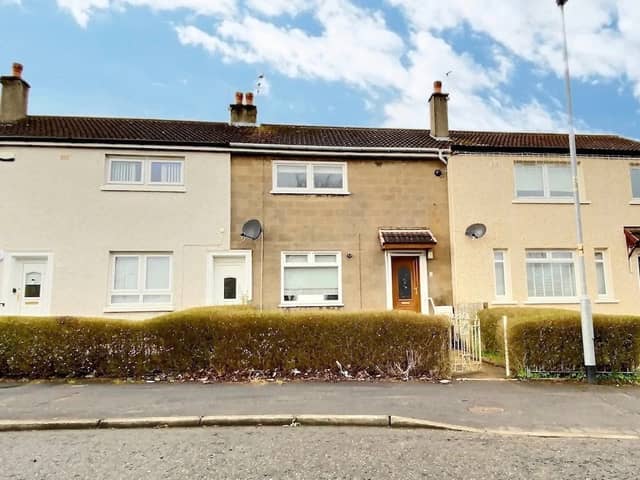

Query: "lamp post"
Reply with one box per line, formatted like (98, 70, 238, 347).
(556, 0, 596, 384)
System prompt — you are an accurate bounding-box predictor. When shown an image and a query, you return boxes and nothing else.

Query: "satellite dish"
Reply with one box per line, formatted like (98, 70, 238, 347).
(241, 219, 262, 240)
(465, 223, 487, 239)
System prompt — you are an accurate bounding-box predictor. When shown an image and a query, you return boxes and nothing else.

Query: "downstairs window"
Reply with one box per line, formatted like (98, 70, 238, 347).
(281, 252, 342, 306)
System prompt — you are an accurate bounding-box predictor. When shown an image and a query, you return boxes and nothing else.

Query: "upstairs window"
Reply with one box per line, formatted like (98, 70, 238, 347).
(631, 167, 640, 199)
(272, 161, 348, 194)
(514, 163, 573, 199)
(107, 156, 184, 186)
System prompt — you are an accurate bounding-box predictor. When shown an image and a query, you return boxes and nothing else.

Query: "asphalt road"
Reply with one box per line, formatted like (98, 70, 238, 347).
(0, 427, 636, 479)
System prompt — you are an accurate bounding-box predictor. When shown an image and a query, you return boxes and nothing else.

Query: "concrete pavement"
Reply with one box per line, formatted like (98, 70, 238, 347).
(1, 380, 640, 436)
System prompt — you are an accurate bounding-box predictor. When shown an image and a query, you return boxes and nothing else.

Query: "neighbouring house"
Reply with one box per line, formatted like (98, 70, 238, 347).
(447, 133, 640, 314)
(1, 63, 640, 317)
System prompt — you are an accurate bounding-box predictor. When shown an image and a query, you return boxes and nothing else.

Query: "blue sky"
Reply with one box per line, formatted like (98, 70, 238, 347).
(1, 0, 640, 138)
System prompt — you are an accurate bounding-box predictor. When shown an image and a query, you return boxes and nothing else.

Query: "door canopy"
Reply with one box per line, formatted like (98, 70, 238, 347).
(379, 228, 437, 250)
(625, 227, 640, 258)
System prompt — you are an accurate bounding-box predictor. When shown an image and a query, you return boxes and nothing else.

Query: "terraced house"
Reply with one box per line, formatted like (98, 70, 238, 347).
(1, 64, 640, 317)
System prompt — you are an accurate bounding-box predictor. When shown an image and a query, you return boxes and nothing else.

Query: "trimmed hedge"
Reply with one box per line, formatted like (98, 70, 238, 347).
(478, 307, 569, 354)
(479, 307, 640, 373)
(0, 307, 450, 379)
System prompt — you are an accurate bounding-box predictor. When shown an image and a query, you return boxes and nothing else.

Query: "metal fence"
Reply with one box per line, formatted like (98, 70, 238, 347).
(448, 310, 482, 373)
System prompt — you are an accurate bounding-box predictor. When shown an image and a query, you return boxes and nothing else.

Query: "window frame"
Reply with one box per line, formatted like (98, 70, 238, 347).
(108, 252, 173, 310)
(106, 155, 185, 187)
(630, 166, 640, 200)
(271, 161, 349, 195)
(525, 249, 578, 303)
(514, 162, 574, 200)
(148, 159, 185, 186)
(594, 249, 612, 299)
(280, 251, 343, 307)
(107, 157, 144, 185)
(492, 249, 511, 301)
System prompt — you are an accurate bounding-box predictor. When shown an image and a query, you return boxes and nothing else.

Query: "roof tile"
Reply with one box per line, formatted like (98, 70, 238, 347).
(1, 115, 640, 155)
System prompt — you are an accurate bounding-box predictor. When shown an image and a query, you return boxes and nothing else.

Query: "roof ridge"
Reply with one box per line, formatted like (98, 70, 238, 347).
(260, 122, 431, 132)
(26, 114, 231, 127)
(450, 129, 625, 138)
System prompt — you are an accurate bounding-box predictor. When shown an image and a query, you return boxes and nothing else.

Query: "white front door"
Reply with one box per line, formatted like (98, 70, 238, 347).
(212, 256, 248, 305)
(14, 259, 49, 315)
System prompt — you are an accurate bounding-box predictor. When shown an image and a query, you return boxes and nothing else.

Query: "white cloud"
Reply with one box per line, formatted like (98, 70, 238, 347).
(54, 0, 640, 132)
(389, 0, 640, 93)
(56, 0, 237, 27)
(176, 0, 407, 90)
(57, 0, 108, 27)
(245, 0, 308, 17)
(380, 31, 563, 131)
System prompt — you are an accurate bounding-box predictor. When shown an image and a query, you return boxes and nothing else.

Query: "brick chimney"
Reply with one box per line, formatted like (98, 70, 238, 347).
(1, 63, 30, 123)
(229, 91, 257, 126)
(429, 80, 449, 140)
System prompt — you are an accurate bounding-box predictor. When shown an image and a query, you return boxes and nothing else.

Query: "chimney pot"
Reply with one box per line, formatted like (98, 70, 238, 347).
(12, 63, 23, 78)
(433, 80, 442, 94)
(229, 90, 257, 126)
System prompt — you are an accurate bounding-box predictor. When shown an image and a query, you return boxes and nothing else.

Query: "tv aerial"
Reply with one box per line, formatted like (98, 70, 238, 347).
(256, 74, 265, 95)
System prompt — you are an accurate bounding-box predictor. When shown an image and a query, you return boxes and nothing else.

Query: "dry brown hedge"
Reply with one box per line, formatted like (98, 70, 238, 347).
(0, 307, 450, 379)
(478, 307, 640, 373)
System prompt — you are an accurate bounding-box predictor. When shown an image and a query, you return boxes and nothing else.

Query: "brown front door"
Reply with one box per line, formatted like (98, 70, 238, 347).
(391, 256, 421, 312)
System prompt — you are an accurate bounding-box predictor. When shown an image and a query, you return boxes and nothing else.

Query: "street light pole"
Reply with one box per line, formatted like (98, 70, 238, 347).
(556, 0, 596, 384)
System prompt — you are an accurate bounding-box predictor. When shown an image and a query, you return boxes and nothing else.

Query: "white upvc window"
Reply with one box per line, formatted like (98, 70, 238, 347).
(272, 161, 348, 194)
(281, 252, 342, 306)
(631, 167, 640, 199)
(514, 162, 573, 199)
(107, 156, 184, 186)
(594, 250, 611, 298)
(109, 253, 173, 308)
(493, 249, 511, 300)
(526, 250, 577, 301)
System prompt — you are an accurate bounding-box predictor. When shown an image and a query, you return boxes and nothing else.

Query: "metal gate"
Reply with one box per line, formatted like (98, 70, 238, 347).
(448, 311, 482, 373)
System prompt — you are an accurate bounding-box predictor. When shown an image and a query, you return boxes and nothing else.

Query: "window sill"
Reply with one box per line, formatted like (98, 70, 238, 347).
(101, 185, 186, 193)
(490, 300, 518, 306)
(524, 299, 579, 305)
(512, 199, 591, 205)
(270, 190, 351, 196)
(629, 200, 640, 205)
(104, 305, 175, 313)
(594, 299, 620, 304)
(279, 303, 344, 308)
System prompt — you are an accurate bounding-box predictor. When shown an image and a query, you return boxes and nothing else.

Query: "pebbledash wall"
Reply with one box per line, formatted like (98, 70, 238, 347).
(448, 152, 640, 314)
(230, 154, 453, 311)
(0, 145, 231, 318)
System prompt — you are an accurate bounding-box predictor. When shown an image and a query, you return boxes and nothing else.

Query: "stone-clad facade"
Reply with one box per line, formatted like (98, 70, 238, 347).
(230, 155, 453, 311)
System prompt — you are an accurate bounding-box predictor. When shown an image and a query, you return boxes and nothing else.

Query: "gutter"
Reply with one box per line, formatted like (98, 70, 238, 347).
(231, 142, 450, 163)
(0, 140, 451, 161)
(229, 142, 446, 154)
